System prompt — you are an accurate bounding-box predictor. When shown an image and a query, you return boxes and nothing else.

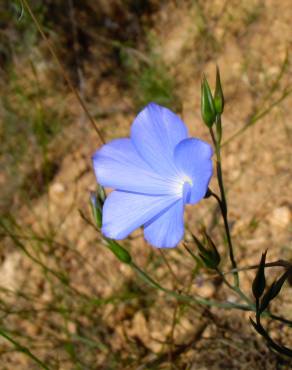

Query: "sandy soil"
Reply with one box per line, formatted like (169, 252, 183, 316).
(0, 0, 291, 368)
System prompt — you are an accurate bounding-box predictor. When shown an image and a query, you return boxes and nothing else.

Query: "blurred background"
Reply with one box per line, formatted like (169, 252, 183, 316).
(0, 0, 291, 368)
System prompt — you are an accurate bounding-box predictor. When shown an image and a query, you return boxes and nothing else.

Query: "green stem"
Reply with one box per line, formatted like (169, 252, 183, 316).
(0, 329, 50, 370)
(216, 268, 253, 307)
(131, 262, 252, 311)
(209, 125, 239, 287)
(223, 260, 291, 275)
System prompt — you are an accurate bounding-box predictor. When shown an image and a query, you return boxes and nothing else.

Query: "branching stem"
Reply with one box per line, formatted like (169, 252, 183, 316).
(131, 262, 252, 311)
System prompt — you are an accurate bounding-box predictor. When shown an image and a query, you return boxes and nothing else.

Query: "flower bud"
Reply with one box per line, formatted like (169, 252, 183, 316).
(201, 76, 216, 128)
(259, 269, 289, 313)
(252, 250, 267, 300)
(204, 232, 221, 268)
(105, 239, 132, 264)
(192, 232, 220, 269)
(214, 65, 224, 115)
(90, 192, 102, 228)
(90, 185, 106, 228)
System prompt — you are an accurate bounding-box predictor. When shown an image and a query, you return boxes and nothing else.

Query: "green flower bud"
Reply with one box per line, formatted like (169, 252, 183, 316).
(204, 232, 221, 268)
(90, 192, 102, 228)
(201, 76, 216, 128)
(105, 239, 132, 264)
(90, 185, 106, 228)
(90, 186, 132, 264)
(214, 65, 224, 115)
(192, 232, 220, 270)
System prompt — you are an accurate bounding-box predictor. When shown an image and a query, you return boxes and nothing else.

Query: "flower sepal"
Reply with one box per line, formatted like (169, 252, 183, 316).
(90, 186, 106, 228)
(104, 239, 132, 264)
(201, 76, 216, 128)
(192, 232, 221, 270)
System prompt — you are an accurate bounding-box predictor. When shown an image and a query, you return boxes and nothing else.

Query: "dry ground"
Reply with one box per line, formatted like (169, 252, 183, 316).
(0, 0, 291, 369)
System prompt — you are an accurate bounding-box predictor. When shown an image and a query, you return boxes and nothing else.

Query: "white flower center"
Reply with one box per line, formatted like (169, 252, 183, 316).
(182, 176, 193, 187)
(172, 175, 193, 198)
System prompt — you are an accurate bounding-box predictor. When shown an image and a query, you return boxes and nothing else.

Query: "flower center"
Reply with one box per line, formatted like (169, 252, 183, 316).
(182, 176, 193, 187)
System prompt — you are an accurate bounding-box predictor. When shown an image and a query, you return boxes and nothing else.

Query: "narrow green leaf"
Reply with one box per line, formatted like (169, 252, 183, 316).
(259, 269, 289, 313)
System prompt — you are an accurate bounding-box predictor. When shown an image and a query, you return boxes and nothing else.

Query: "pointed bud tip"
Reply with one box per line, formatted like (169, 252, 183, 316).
(201, 75, 216, 128)
(214, 65, 224, 115)
(252, 250, 267, 299)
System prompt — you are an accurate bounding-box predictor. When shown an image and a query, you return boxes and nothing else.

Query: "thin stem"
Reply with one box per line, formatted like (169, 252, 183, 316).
(130, 262, 252, 311)
(0, 329, 50, 370)
(184, 243, 253, 306)
(21, 0, 105, 144)
(216, 268, 253, 306)
(208, 126, 239, 287)
(168, 302, 179, 367)
(223, 260, 291, 275)
(183, 243, 201, 264)
(269, 313, 292, 326)
(222, 86, 292, 147)
(158, 249, 181, 288)
(185, 241, 252, 306)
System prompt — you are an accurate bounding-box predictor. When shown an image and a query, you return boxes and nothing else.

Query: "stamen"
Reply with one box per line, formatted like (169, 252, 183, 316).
(182, 182, 192, 204)
(182, 176, 193, 186)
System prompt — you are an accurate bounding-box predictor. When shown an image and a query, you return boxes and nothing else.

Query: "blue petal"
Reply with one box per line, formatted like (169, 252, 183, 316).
(131, 103, 188, 176)
(174, 138, 213, 204)
(144, 199, 184, 248)
(102, 191, 180, 239)
(92, 138, 178, 195)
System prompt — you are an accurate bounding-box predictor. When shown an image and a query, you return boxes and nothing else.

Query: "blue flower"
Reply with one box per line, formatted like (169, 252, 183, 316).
(92, 103, 213, 248)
